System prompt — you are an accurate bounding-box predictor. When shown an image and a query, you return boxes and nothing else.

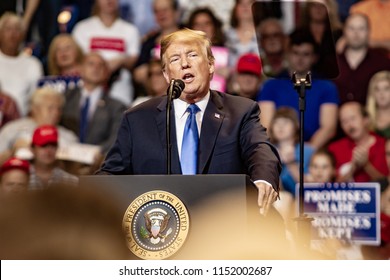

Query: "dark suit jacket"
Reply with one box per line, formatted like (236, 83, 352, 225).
(98, 90, 281, 189)
(61, 87, 127, 153)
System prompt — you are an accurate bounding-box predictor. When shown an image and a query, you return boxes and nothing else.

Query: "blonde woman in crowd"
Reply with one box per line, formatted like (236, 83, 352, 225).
(366, 71, 390, 139)
(0, 87, 78, 165)
(38, 34, 84, 93)
(47, 34, 84, 77)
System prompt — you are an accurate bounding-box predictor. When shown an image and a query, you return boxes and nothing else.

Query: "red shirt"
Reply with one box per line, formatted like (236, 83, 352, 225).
(328, 133, 389, 182)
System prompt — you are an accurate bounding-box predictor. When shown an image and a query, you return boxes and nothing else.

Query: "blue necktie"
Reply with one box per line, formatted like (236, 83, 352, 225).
(181, 104, 200, 175)
(79, 97, 90, 143)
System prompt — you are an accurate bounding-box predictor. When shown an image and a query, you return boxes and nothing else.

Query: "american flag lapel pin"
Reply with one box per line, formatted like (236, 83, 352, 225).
(214, 113, 220, 119)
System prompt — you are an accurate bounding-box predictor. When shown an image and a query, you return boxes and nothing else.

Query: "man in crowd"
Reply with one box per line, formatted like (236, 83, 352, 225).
(334, 13, 390, 106)
(257, 17, 288, 78)
(257, 30, 339, 150)
(230, 53, 263, 100)
(0, 157, 30, 193)
(328, 102, 389, 182)
(29, 125, 78, 189)
(61, 52, 126, 154)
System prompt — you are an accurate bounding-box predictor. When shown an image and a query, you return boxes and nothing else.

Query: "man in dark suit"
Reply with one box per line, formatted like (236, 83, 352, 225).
(61, 52, 126, 153)
(98, 28, 281, 215)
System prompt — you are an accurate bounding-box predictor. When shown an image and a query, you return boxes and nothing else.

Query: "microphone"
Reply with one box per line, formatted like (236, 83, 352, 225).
(166, 79, 184, 175)
(167, 79, 185, 99)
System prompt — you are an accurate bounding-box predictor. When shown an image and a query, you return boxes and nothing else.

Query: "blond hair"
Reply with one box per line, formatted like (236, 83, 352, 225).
(0, 12, 24, 33)
(47, 34, 84, 76)
(160, 28, 215, 70)
(366, 71, 390, 130)
(30, 87, 65, 109)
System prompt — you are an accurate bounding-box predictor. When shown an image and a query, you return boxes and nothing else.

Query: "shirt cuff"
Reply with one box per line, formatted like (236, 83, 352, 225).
(253, 179, 273, 188)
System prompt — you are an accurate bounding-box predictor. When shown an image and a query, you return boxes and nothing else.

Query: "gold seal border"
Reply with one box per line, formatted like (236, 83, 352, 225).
(122, 190, 190, 260)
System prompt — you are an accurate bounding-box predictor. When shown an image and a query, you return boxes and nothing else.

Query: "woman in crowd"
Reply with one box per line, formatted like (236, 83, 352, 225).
(38, 34, 84, 93)
(366, 71, 390, 139)
(296, 0, 342, 78)
(225, 0, 259, 70)
(186, 6, 226, 47)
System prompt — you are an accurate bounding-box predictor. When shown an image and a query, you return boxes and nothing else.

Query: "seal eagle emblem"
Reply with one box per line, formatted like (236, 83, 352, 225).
(123, 190, 189, 259)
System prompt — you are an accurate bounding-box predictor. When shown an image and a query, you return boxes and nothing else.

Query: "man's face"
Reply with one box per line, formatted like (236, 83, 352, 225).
(33, 144, 58, 167)
(81, 54, 108, 85)
(0, 18, 23, 51)
(288, 43, 316, 75)
(0, 170, 29, 193)
(236, 73, 261, 99)
(260, 24, 285, 55)
(153, 0, 177, 29)
(339, 104, 368, 141)
(344, 15, 369, 50)
(163, 40, 214, 103)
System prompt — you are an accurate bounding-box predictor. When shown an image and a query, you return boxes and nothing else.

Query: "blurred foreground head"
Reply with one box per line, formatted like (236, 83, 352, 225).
(0, 185, 132, 259)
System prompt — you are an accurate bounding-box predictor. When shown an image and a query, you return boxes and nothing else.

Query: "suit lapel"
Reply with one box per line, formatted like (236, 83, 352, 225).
(156, 98, 181, 174)
(199, 91, 224, 173)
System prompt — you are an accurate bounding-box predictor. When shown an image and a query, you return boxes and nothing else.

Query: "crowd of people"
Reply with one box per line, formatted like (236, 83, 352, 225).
(1, 0, 390, 260)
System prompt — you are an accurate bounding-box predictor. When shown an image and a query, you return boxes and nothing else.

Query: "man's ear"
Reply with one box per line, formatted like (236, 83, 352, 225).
(163, 70, 170, 84)
(209, 61, 215, 75)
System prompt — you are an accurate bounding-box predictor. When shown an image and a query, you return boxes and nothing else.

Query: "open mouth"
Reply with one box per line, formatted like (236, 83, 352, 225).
(182, 73, 194, 82)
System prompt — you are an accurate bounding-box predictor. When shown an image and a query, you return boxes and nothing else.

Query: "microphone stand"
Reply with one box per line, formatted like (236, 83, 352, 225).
(292, 72, 314, 249)
(166, 79, 175, 175)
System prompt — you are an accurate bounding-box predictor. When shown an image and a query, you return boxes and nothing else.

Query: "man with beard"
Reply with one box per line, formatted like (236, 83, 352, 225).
(334, 13, 390, 106)
(328, 102, 389, 182)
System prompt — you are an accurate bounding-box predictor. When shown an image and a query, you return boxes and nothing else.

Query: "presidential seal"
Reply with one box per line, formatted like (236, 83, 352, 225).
(122, 190, 190, 259)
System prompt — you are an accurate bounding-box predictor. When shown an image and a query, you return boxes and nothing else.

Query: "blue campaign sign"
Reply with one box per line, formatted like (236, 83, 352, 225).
(297, 182, 380, 245)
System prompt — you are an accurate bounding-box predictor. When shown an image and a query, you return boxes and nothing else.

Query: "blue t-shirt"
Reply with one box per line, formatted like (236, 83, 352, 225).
(256, 77, 339, 141)
(280, 143, 314, 197)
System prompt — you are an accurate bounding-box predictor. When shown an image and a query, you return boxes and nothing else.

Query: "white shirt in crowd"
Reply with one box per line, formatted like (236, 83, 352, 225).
(0, 50, 43, 116)
(72, 16, 140, 106)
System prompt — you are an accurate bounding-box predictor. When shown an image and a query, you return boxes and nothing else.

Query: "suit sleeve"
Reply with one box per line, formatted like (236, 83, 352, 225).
(96, 113, 133, 175)
(240, 102, 281, 191)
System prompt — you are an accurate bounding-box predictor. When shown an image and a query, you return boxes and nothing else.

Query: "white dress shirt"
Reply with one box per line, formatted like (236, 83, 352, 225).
(173, 92, 209, 159)
(80, 86, 104, 120)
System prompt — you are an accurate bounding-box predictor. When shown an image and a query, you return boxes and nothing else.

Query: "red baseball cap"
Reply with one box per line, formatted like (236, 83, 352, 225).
(0, 157, 30, 175)
(32, 125, 58, 147)
(236, 53, 262, 77)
